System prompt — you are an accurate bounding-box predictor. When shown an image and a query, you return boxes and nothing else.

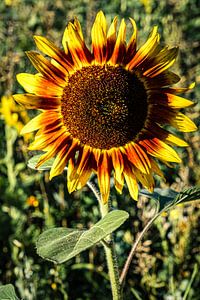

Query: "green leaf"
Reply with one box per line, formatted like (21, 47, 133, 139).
(140, 188, 178, 211)
(28, 154, 55, 170)
(175, 186, 200, 203)
(36, 210, 129, 263)
(0, 284, 19, 300)
(140, 186, 200, 211)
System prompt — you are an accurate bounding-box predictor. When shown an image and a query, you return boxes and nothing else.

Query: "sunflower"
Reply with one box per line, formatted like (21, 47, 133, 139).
(13, 11, 197, 203)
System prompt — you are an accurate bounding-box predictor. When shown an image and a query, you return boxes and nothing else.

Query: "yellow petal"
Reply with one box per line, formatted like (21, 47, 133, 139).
(106, 16, 118, 60)
(134, 168, 154, 192)
(143, 47, 178, 77)
(73, 17, 84, 40)
(140, 138, 182, 163)
(150, 92, 194, 108)
(125, 142, 151, 174)
(126, 18, 137, 60)
(13, 94, 61, 110)
(149, 125, 189, 147)
(34, 35, 73, 73)
(111, 148, 124, 194)
(166, 93, 195, 108)
(97, 151, 111, 204)
(91, 11, 107, 64)
(67, 146, 92, 192)
(124, 163, 138, 200)
(161, 82, 195, 94)
(50, 140, 78, 180)
(66, 22, 93, 68)
(29, 128, 67, 151)
(149, 158, 164, 178)
(171, 112, 197, 132)
(20, 111, 60, 134)
(127, 26, 159, 70)
(109, 19, 126, 65)
(17, 73, 63, 96)
(26, 51, 66, 86)
(36, 133, 70, 168)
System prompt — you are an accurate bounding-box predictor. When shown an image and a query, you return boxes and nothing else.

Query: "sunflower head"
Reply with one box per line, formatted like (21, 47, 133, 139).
(13, 11, 197, 203)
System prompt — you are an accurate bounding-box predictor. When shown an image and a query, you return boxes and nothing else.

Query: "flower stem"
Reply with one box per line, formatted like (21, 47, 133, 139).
(119, 212, 159, 286)
(87, 182, 122, 299)
(99, 200, 122, 300)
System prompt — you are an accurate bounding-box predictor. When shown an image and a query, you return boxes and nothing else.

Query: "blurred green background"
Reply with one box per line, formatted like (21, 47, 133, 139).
(0, 0, 199, 299)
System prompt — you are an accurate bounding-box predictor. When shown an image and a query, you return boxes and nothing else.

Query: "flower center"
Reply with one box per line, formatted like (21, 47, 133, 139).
(61, 65, 148, 149)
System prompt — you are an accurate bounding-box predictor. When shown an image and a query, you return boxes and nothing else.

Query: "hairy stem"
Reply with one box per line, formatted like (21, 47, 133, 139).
(99, 200, 122, 300)
(87, 182, 122, 299)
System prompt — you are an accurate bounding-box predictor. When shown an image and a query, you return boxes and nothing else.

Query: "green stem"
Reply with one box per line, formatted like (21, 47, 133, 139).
(87, 182, 122, 299)
(120, 211, 158, 287)
(99, 200, 122, 300)
(5, 125, 17, 191)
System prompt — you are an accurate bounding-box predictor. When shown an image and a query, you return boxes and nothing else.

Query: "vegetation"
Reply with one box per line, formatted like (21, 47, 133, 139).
(0, 0, 199, 299)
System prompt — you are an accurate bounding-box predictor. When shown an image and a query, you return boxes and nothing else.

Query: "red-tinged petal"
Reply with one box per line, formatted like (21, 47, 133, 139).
(149, 158, 164, 178)
(50, 139, 78, 180)
(111, 148, 124, 194)
(34, 35, 73, 73)
(143, 47, 178, 77)
(76, 167, 93, 190)
(36, 119, 63, 137)
(125, 18, 137, 62)
(149, 93, 194, 108)
(13, 94, 61, 110)
(17, 73, 63, 96)
(97, 151, 111, 203)
(93, 148, 101, 163)
(68, 146, 92, 192)
(109, 19, 126, 65)
(62, 18, 84, 54)
(73, 17, 84, 40)
(158, 82, 195, 94)
(139, 138, 181, 163)
(20, 111, 61, 134)
(145, 71, 180, 89)
(91, 11, 107, 64)
(146, 124, 189, 147)
(147, 105, 177, 125)
(106, 16, 118, 60)
(134, 168, 154, 192)
(69, 146, 90, 178)
(114, 173, 125, 194)
(26, 51, 67, 86)
(67, 157, 75, 188)
(123, 162, 138, 200)
(149, 105, 197, 133)
(125, 142, 151, 174)
(127, 26, 159, 70)
(36, 133, 72, 168)
(65, 22, 93, 68)
(29, 128, 68, 150)
(144, 59, 176, 78)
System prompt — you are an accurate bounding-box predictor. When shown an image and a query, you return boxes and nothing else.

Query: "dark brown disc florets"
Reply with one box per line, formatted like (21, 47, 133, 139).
(61, 65, 148, 149)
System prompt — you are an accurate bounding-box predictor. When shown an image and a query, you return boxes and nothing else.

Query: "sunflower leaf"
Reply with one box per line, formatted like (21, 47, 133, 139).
(36, 210, 129, 264)
(140, 186, 200, 211)
(27, 154, 55, 170)
(174, 186, 200, 203)
(0, 284, 19, 300)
